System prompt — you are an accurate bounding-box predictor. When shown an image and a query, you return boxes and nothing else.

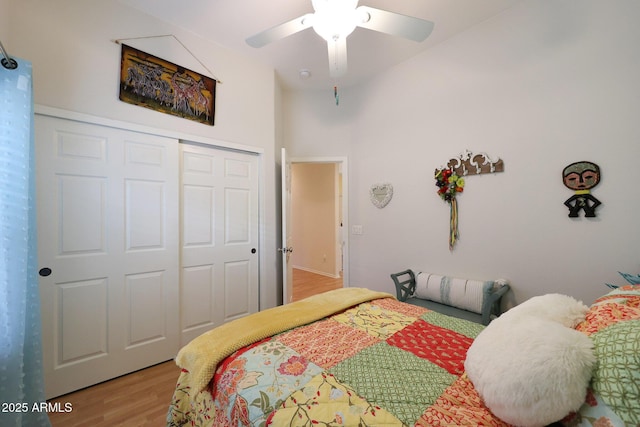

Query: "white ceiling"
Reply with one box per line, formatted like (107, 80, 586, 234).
(119, 0, 522, 91)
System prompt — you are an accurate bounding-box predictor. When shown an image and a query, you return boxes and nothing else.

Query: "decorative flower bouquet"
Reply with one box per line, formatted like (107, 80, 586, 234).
(435, 169, 465, 250)
(435, 169, 465, 201)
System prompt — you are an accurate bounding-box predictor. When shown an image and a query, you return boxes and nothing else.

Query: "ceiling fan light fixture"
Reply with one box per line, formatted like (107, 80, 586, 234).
(310, 0, 360, 42)
(247, 0, 434, 80)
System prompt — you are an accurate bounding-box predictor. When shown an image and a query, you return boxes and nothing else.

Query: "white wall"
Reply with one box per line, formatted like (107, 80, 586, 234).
(0, 0, 9, 45)
(283, 87, 354, 158)
(7, 0, 281, 309)
(284, 0, 640, 306)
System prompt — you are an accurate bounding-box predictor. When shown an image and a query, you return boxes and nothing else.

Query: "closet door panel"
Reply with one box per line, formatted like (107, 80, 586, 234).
(181, 264, 215, 332)
(56, 278, 108, 365)
(125, 271, 168, 347)
(180, 143, 259, 345)
(36, 115, 179, 399)
(224, 260, 250, 321)
(36, 114, 261, 398)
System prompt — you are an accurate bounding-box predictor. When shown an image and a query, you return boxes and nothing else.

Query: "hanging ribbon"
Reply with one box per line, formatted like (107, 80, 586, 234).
(436, 150, 504, 250)
(435, 167, 463, 251)
(449, 197, 459, 251)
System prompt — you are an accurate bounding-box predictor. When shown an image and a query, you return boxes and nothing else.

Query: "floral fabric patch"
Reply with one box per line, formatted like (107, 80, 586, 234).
(212, 339, 323, 426)
(265, 372, 404, 426)
(276, 318, 380, 369)
(370, 296, 429, 317)
(562, 388, 626, 427)
(331, 302, 415, 339)
(418, 374, 510, 427)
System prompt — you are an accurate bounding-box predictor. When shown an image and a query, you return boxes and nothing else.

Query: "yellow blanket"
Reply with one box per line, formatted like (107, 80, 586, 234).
(175, 287, 394, 393)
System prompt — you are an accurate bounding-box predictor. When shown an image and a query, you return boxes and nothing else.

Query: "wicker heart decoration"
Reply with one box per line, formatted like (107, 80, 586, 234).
(370, 184, 393, 208)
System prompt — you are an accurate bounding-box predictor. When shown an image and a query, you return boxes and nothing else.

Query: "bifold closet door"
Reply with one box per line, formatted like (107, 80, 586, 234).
(35, 115, 180, 399)
(180, 142, 259, 346)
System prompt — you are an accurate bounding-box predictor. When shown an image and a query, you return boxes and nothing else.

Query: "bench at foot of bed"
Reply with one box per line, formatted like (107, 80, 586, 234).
(390, 269, 510, 325)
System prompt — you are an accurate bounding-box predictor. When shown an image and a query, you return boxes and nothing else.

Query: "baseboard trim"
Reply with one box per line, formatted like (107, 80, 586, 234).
(292, 266, 341, 279)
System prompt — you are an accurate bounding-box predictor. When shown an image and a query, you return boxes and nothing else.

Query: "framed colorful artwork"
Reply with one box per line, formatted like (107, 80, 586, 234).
(119, 44, 216, 126)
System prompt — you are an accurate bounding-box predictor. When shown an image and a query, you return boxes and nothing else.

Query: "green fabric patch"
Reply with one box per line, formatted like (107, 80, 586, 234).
(329, 341, 456, 426)
(591, 319, 640, 425)
(420, 311, 485, 339)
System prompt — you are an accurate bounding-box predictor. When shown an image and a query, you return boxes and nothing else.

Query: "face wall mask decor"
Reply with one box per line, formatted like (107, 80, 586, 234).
(562, 161, 601, 218)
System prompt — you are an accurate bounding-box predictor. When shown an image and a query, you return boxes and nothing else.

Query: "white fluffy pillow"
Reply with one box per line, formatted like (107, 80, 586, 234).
(465, 294, 596, 427)
(498, 293, 590, 328)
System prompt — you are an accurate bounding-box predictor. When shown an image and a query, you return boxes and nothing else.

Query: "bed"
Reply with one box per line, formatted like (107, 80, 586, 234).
(167, 285, 640, 427)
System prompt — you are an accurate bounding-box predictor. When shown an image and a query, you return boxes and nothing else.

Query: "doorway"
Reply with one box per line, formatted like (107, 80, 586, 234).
(289, 158, 348, 300)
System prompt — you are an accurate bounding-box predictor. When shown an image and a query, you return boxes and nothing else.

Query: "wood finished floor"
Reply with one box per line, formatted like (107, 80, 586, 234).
(47, 269, 342, 426)
(291, 268, 343, 301)
(47, 360, 180, 426)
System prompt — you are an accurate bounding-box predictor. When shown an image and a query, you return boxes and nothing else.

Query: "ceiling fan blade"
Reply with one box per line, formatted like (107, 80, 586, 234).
(327, 37, 348, 78)
(246, 13, 314, 48)
(355, 6, 434, 42)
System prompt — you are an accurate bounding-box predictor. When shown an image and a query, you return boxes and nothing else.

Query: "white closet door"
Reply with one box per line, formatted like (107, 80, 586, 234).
(180, 142, 259, 346)
(35, 115, 179, 399)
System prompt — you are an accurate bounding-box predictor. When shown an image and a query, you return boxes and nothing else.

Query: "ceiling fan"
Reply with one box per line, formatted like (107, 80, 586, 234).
(246, 0, 434, 78)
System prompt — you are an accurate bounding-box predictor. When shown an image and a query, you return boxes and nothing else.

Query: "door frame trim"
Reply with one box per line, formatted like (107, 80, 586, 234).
(35, 105, 264, 155)
(290, 156, 349, 288)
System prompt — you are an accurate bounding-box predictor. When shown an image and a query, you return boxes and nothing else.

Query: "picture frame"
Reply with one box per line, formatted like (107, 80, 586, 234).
(119, 44, 216, 126)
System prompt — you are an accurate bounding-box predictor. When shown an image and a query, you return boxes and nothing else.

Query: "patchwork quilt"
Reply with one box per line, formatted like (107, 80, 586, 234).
(563, 284, 640, 427)
(167, 290, 506, 426)
(167, 285, 640, 427)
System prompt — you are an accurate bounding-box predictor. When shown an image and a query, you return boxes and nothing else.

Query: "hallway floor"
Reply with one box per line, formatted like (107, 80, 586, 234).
(292, 268, 343, 301)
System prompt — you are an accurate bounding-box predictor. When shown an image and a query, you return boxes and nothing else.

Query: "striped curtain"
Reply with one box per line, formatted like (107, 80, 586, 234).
(0, 57, 51, 426)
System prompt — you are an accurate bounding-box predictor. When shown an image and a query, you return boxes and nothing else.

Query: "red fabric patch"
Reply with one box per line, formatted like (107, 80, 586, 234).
(387, 319, 473, 375)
